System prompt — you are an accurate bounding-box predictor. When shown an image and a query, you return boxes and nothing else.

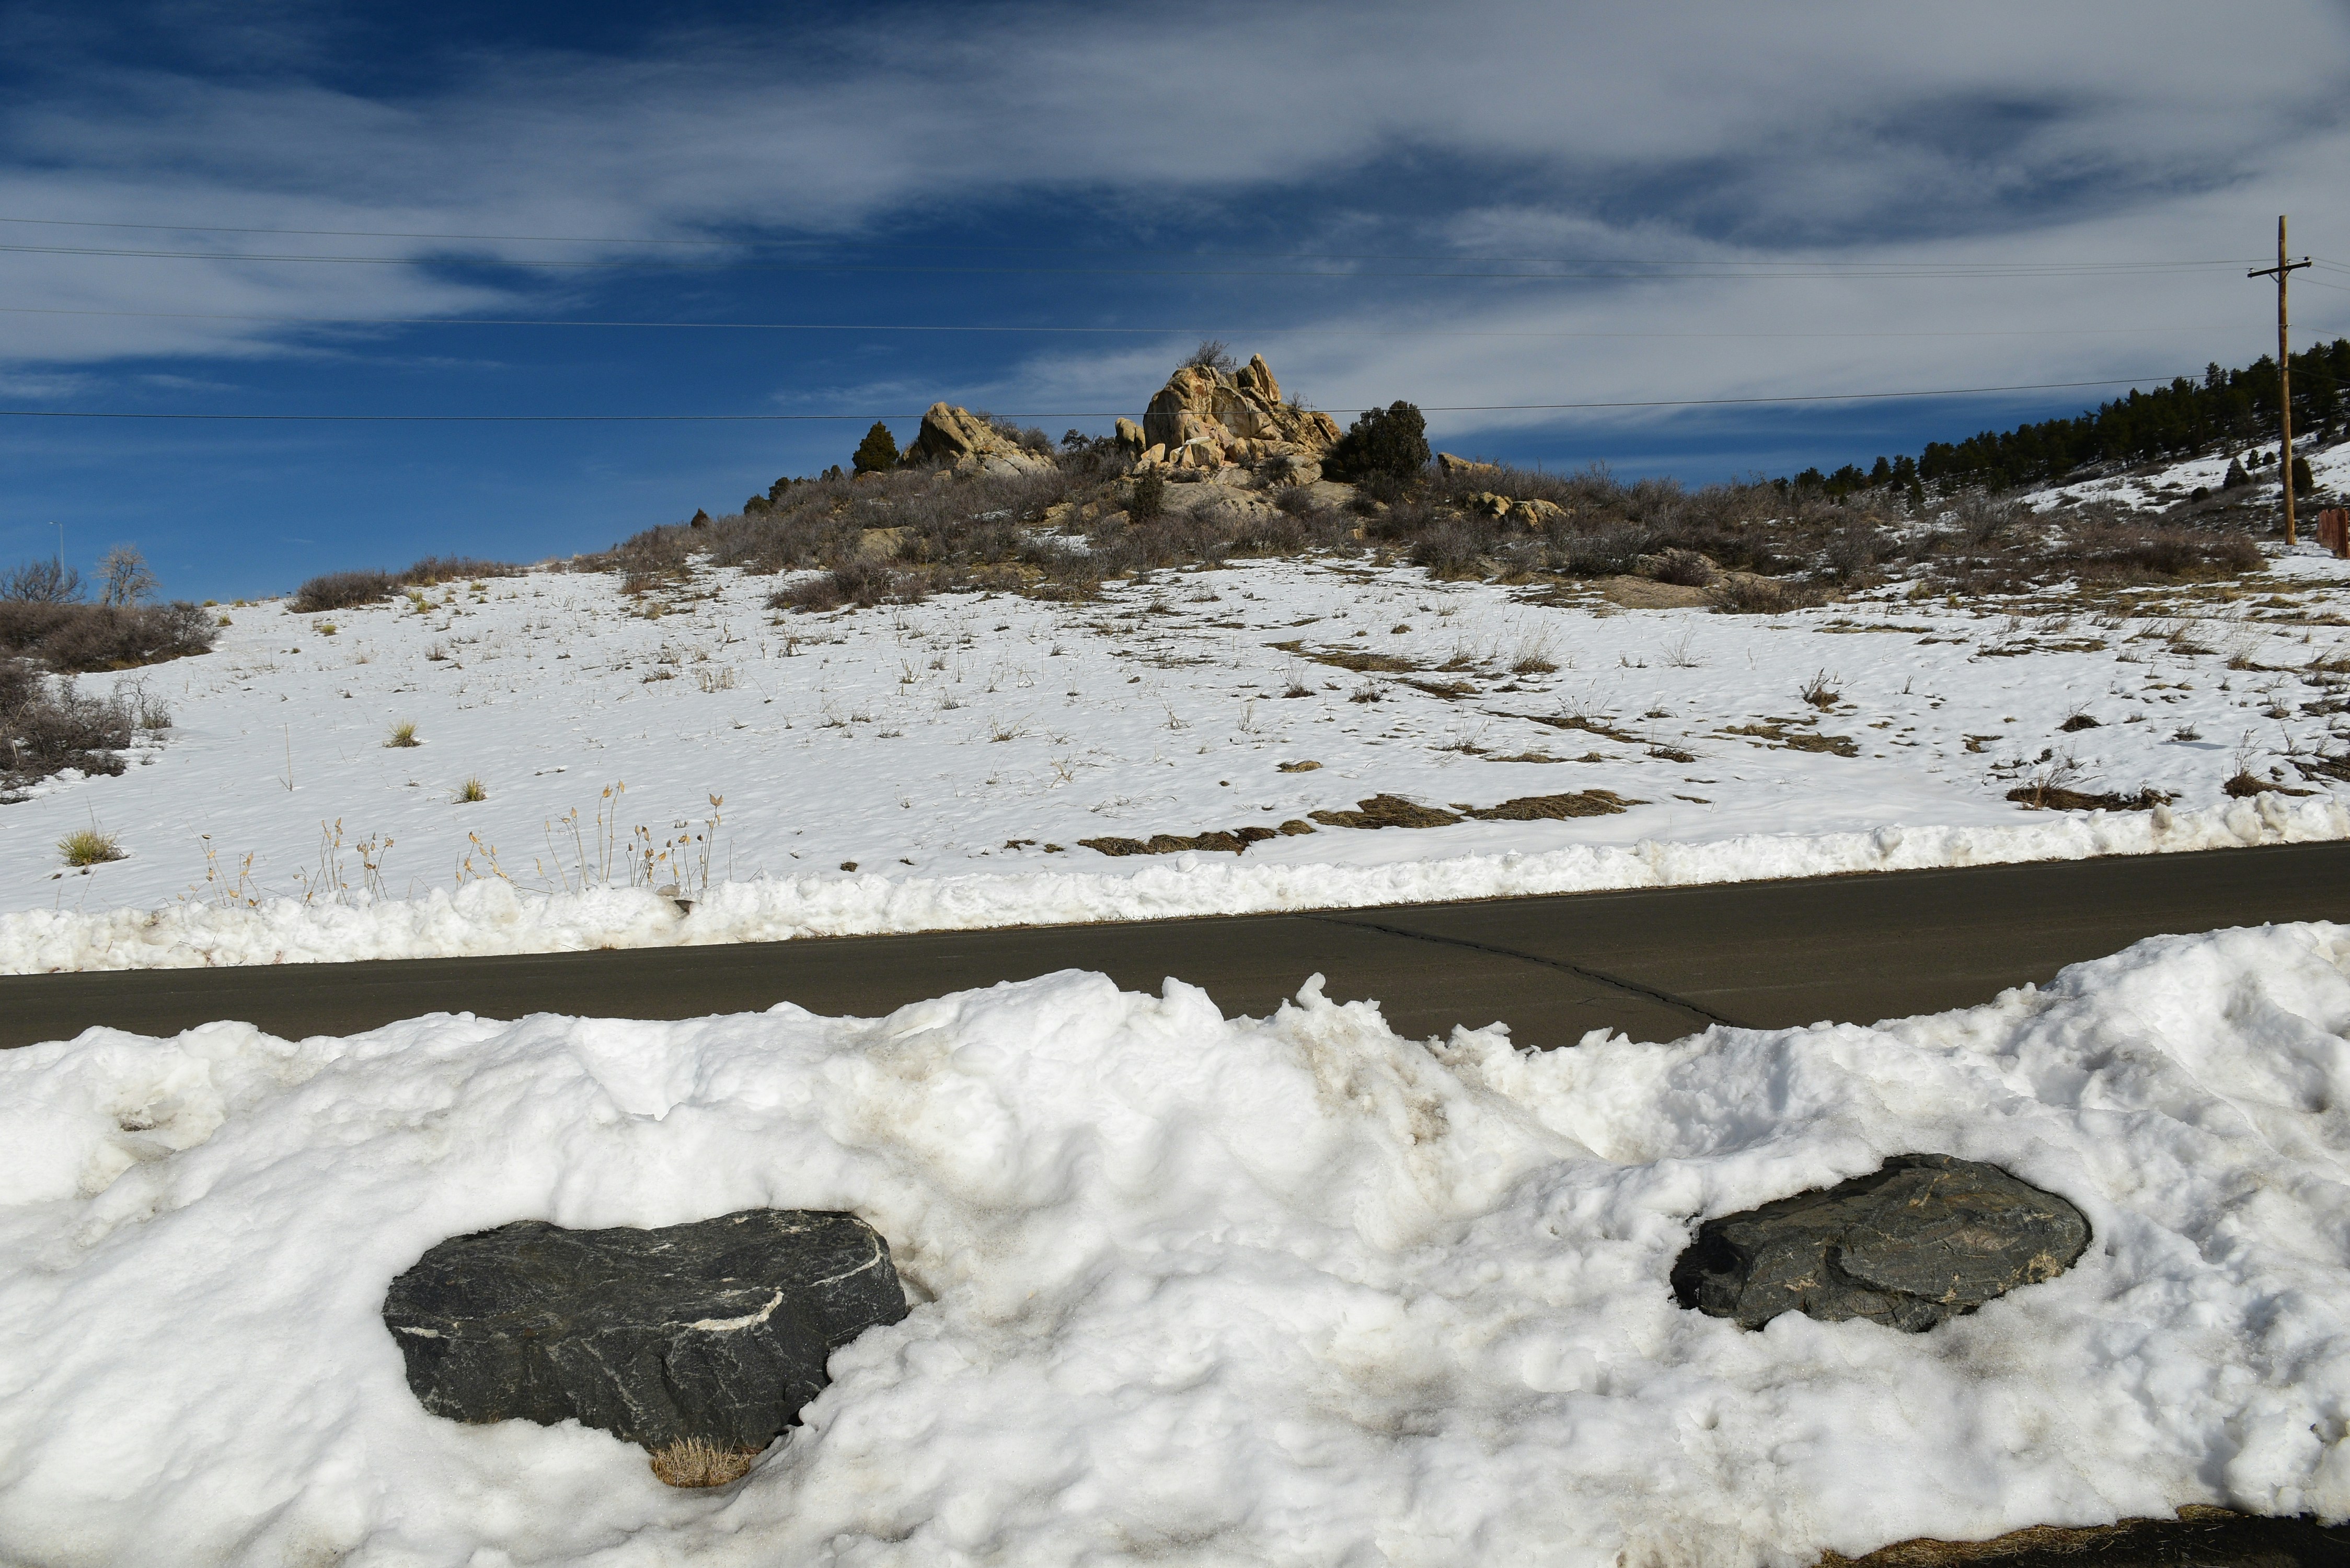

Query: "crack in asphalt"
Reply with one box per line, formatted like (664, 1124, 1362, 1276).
(1308, 914, 1745, 1030)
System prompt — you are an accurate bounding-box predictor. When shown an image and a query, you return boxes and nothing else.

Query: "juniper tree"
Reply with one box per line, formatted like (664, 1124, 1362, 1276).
(1323, 401, 1430, 484)
(853, 422, 900, 475)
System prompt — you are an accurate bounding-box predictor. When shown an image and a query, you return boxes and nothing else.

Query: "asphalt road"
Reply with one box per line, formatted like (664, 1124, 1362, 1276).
(6, 842, 2347, 1050)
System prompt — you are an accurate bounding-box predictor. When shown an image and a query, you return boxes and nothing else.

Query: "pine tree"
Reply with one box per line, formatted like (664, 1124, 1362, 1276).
(853, 422, 900, 475)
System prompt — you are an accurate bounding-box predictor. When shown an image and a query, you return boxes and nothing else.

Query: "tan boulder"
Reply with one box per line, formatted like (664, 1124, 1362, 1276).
(1437, 452, 1500, 480)
(1465, 490, 1566, 530)
(1114, 418, 1147, 460)
(1260, 453, 1322, 488)
(903, 402, 1057, 477)
(1142, 354, 1341, 472)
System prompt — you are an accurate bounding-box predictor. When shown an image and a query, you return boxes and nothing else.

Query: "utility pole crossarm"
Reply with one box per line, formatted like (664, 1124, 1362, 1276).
(2249, 216, 2314, 545)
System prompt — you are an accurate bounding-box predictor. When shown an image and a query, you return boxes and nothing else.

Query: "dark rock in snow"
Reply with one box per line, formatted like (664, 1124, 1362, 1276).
(383, 1209, 907, 1450)
(1671, 1154, 2089, 1333)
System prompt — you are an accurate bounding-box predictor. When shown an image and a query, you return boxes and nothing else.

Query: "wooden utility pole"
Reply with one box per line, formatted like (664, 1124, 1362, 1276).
(2249, 215, 2312, 544)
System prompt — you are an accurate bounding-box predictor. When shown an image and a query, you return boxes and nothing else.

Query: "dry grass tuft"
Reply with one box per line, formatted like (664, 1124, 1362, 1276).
(59, 826, 125, 866)
(647, 1437, 761, 1489)
(386, 719, 419, 748)
(454, 776, 488, 803)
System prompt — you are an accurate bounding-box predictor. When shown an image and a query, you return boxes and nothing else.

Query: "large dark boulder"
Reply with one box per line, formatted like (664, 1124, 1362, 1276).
(383, 1209, 907, 1452)
(1671, 1154, 2089, 1332)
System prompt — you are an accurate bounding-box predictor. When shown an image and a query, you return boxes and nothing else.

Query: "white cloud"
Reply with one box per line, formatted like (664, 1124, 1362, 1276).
(0, 0, 2345, 433)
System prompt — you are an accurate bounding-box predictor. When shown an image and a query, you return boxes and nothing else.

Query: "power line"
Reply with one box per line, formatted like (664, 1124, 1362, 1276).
(0, 240, 2269, 281)
(0, 376, 2189, 423)
(0, 305, 2256, 339)
(0, 213, 2276, 271)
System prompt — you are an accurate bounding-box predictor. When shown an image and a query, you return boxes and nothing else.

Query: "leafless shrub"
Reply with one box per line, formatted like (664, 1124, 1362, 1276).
(96, 545, 158, 607)
(1822, 518, 1888, 582)
(1, 658, 137, 789)
(0, 601, 218, 671)
(1708, 575, 1819, 615)
(1409, 521, 1492, 578)
(2, 559, 84, 604)
(2060, 523, 2261, 582)
(1548, 524, 1653, 577)
(1651, 548, 1716, 587)
(1952, 493, 2018, 546)
(768, 558, 931, 613)
(293, 569, 398, 613)
(402, 556, 523, 585)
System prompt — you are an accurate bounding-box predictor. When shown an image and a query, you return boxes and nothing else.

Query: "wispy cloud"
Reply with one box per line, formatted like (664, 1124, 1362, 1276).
(0, 0, 2345, 421)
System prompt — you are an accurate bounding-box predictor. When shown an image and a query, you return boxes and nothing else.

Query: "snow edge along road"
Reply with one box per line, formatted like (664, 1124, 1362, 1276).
(4, 792, 2344, 975)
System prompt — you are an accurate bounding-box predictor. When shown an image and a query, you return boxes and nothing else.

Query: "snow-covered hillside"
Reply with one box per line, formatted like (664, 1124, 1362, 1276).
(3, 926, 2347, 1565)
(6, 528, 2349, 971)
(2029, 430, 2350, 514)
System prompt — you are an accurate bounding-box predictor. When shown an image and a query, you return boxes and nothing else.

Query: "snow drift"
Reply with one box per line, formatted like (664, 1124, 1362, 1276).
(3, 925, 2348, 1566)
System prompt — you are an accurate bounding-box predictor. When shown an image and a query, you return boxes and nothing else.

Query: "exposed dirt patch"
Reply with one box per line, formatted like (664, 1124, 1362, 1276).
(1308, 794, 1463, 829)
(1817, 1506, 2350, 1566)
(1400, 677, 1477, 699)
(1078, 824, 1297, 857)
(1316, 648, 1420, 673)
(1723, 720, 1859, 757)
(1518, 711, 1646, 745)
(2224, 771, 2316, 798)
(1596, 576, 1713, 609)
(1458, 790, 1642, 821)
(2006, 785, 2169, 811)
(2291, 753, 2350, 782)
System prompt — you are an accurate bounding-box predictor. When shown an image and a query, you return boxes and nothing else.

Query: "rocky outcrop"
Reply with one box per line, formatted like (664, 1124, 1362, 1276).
(904, 403, 1057, 478)
(1139, 355, 1341, 479)
(1671, 1154, 2089, 1332)
(1464, 491, 1566, 529)
(383, 1209, 908, 1457)
(1436, 453, 1498, 480)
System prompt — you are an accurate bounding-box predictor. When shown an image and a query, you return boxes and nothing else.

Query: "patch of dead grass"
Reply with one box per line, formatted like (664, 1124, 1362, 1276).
(1459, 790, 1642, 820)
(647, 1437, 762, 1489)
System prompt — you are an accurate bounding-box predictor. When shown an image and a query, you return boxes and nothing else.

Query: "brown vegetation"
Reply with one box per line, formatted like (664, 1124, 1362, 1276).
(1, 656, 153, 793)
(0, 601, 217, 672)
(646, 1437, 761, 1489)
(291, 557, 524, 613)
(562, 417, 2273, 614)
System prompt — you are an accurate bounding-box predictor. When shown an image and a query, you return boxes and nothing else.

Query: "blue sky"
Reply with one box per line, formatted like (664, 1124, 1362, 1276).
(3, 0, 2348, 601)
